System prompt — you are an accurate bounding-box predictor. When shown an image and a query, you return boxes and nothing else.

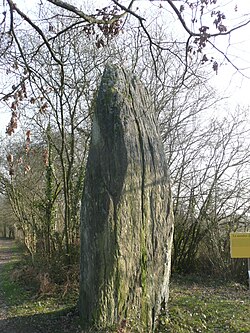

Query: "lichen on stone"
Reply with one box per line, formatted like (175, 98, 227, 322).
(79, 64, 174, 332)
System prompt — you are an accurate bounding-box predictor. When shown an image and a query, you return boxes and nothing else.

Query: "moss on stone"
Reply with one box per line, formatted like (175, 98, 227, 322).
(79, 64, 174, 332)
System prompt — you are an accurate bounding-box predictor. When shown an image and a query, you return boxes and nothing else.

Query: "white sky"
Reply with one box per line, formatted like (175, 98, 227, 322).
(0, 0, 250, 135)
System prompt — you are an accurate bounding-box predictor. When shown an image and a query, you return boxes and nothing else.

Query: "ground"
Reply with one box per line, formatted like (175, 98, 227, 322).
(157, 274, 250, 332)
(0, 238, 81, 333)
(0, 238, 249, 332)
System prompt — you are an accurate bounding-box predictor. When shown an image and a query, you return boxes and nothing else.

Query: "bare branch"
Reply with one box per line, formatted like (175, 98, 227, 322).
(155, 0, 250, 38)
(112, 0, 146, 21)
(208, 40, 250, 79)
(47, 0, 127, 24)
(7, 0, 63, 66)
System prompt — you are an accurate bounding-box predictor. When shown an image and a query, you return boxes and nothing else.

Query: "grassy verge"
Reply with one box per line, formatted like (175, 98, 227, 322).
(1, 261, 30, 308)
(0, 241, 78, 320)
(1, 241, 249, 332)
(157, 275, 250, 333)
(1, 261, 77, 318)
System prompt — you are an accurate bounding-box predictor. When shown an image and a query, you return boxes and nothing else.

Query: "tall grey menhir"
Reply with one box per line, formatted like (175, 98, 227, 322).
(79, 64, 174, 332)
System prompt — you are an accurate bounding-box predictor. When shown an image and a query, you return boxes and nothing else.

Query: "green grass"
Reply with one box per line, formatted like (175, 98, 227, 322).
(1, 261, 77, 318)
(0, 241, 80, 332)
(1, 261, 29, 306)
(1, 241, 249, 332)
(0, 242, 78, 319)
(157, 275, 250, 333)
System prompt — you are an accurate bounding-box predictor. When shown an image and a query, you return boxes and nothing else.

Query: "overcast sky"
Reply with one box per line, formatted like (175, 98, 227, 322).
(0, 0, 250, 135)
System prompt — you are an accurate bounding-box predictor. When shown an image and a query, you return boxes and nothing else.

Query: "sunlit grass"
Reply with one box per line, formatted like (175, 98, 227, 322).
(1, 241, 249, 332)
(0, 243, 77, 319)
(157, 275, 250, 333)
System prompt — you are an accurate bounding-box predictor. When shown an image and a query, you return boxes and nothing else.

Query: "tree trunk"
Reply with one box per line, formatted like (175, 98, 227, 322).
(79, 65, 174, 332)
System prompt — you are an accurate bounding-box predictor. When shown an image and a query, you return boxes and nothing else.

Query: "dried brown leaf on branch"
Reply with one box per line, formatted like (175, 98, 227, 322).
(212, 60, 218, 74)
(6, 111, 18, 136)
(93, 5, 124, 47)
(7, 153, 15, 176)
(39, 102, 49, 114)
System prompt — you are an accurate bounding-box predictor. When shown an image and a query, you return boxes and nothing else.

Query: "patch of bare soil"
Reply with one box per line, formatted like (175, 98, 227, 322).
(0, 238, 81, 333)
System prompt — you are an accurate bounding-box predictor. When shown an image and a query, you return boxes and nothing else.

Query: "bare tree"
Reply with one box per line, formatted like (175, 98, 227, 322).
(0, 0, 249, 93)
(0, 13, 112, 262)
(164, 105, 250, 275)
(0, 1, 249, 331)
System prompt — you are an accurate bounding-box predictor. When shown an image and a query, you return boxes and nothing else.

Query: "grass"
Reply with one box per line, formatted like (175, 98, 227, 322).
(1, 260, 77, 318)
(157, 275, 250, 333)
(0, 240, 249, 332)
(1, 261, 29, 307)
(0, 241, 78, 320)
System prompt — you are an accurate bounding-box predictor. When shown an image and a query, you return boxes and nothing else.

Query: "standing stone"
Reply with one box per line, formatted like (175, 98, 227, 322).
(79, 65, 174, 332)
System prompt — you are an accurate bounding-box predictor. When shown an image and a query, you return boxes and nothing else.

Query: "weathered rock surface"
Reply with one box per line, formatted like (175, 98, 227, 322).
(79, 65, 174, 332)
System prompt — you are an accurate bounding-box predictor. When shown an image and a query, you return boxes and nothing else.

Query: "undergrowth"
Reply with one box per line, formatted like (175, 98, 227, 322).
(0, 241, 79, 320)
(1, 240, 249, 332)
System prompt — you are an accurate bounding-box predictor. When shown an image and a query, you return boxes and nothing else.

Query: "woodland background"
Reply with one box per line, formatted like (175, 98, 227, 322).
(0, 0, 250, 295)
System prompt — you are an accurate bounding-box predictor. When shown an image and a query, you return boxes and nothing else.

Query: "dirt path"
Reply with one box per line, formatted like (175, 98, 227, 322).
(0, 238, 81, 333)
